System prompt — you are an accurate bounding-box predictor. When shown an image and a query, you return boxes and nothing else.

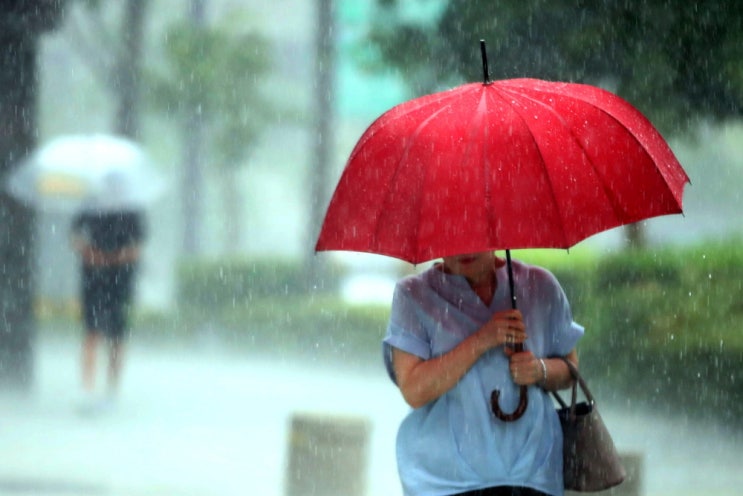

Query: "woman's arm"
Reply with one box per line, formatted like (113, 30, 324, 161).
(392, 308, 525, 409)
(110, 244, 141, 264)
(71, 237, 141, 267)
(507, 348, 579, 391)
(542, 349, 578, 391)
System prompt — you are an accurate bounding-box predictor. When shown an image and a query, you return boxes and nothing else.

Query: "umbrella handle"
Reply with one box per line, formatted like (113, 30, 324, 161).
(490, 249, 528, 422)
(491, 385, 529, 422)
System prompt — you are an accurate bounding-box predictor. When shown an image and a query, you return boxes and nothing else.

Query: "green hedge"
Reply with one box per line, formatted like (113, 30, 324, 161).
(173, 242, 743, 422)
(172, 258, 384, 363)
(552, 241, 743, 421)
(177, 258, 310, 305)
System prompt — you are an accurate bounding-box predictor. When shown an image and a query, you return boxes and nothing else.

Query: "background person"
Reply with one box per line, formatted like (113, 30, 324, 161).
(384, 251, 583, 496)
(70, 209, 145, 410)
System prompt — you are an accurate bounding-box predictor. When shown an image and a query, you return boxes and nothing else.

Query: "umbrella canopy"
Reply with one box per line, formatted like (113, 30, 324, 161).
(6, 134, 165, 213)
(316, 78, 689, 264)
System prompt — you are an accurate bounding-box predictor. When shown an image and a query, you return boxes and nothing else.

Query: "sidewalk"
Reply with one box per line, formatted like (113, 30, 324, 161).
(1, 333, 742, 495)
(0, 334, 407, 496)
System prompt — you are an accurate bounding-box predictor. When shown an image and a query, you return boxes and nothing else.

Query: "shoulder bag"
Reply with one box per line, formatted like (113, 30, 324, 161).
(552, 358, 626, 492)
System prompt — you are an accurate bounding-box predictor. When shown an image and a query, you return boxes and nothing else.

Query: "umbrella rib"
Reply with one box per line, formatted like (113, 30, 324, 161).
(350, 88, 466, 154)
(507, 83, 686, 222)
(558, 87, 689, 214)
(490, 88, 571, 246)
(497, 85, 655, 242)
(372, 102, 455, 261)
(476, 90, 496, 248)
(544, 97, 665, 225)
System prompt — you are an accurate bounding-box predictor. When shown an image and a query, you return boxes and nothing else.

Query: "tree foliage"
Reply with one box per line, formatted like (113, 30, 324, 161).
(148, 18, 275, 165)
(366, 0, 743, 135)
(0, 0, 66, 34)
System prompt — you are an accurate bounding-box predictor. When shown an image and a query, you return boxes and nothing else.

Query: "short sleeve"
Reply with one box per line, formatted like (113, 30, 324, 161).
(382, 279, 432, 384)
(543, 269, 584, 357)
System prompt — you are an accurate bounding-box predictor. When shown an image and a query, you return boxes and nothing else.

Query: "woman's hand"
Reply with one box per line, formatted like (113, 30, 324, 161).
(476, 309, 526, 351)
(505, 350, 543, 386)
(79, 245, 108, 267)
(393, 308, 525, 409)
(504, 348, 580, 390)
(74, 241, 141, 267)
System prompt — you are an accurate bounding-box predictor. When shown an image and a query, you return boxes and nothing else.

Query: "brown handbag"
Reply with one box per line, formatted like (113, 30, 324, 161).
(552, 358, 626, 492)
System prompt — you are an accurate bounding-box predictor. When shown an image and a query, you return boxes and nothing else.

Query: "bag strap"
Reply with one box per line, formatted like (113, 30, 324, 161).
(550, 357, 596, 415)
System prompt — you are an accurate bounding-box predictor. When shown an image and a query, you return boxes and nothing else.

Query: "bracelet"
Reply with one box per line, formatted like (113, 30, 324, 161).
(538, 358, 548, 386)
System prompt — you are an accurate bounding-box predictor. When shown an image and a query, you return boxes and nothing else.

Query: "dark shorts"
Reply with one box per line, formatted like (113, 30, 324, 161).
(81, 264, 136, 340)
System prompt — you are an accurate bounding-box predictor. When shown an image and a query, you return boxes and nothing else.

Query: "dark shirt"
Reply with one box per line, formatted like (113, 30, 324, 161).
(71, 211, 146, 252)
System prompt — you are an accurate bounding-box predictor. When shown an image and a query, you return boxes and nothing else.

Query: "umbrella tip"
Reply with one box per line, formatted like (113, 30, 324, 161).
(479, 39, 491, 84)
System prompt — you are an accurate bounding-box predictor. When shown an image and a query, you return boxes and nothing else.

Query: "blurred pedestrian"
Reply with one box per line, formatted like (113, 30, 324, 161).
(70, 209, 145, 411)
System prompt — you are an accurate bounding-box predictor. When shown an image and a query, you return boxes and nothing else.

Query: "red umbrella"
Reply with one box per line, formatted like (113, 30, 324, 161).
(316, 43, 689, 420)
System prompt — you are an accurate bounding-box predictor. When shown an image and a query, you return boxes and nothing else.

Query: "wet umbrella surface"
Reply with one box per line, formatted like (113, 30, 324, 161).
(6, 134, 165, 213)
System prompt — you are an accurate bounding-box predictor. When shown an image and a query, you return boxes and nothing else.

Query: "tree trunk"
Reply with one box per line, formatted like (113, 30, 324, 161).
(114, 0, 148, 139)
(305, 0, 335, 289)
(182, 0, 206, 256)
(0, 1, 67, 390)
(221, 165, 243, 254)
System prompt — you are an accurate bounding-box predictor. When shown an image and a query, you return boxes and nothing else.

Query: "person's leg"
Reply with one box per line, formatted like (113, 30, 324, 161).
(106, 264, 134, 395)
(107, 337, 125, 394)
(81, 265, 104, 394)
(82, 331, 100, 392)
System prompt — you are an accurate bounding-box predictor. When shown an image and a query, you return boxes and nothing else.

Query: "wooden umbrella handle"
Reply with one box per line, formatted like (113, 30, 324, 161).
(491, 341, 529, 421)
(491, 385, 529, 421)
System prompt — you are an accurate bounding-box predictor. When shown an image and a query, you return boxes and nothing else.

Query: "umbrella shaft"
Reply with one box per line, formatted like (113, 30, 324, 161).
(506, 249, 517, 310)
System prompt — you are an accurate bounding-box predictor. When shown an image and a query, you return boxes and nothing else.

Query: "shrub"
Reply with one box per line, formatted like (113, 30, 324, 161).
(177, 258, 319, 306)
(563, 241, 743, 422)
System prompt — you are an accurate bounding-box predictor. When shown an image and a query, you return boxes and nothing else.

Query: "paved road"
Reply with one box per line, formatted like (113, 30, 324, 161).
(1, 334, 741, 495)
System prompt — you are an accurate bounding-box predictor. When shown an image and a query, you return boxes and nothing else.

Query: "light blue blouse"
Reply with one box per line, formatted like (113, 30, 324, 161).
(383, 260, 584, 496)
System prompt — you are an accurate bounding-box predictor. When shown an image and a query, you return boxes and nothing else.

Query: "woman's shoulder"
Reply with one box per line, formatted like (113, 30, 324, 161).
(394, 265, 442, 295)
(512, 259, 562, 288)
(395, 268, 428, 290)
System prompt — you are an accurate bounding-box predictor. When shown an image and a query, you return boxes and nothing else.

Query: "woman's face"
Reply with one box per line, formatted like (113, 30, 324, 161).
(441, 251, 499, 284)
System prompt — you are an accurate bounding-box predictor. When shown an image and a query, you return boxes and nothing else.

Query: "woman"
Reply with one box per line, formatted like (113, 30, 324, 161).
(384, 251, 583, 496)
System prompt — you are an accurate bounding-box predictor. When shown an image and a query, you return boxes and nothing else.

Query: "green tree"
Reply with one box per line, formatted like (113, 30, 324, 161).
(367, 0, 743, 132)
(114, 0, 149, 139)
(363, 0, 743, 246)
(148, 13, 276, 254)
(59, 0, 150, 138)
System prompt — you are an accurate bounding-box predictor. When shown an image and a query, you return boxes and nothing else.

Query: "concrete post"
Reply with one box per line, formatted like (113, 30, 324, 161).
(285, 413, 370, 496)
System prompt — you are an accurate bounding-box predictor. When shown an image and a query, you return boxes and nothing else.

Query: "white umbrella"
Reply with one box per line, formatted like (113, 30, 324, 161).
(6, 134, 165, 212)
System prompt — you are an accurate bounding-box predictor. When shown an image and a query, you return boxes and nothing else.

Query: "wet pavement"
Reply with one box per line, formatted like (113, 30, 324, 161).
(1, 333, 741, 495)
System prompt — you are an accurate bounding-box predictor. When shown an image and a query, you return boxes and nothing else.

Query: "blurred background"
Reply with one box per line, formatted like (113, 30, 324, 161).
(0, 1, 742, 495)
